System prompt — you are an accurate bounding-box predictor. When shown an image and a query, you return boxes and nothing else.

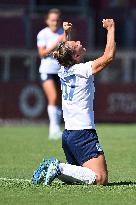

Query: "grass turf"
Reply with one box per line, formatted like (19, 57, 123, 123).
(0, 124, 136, 205)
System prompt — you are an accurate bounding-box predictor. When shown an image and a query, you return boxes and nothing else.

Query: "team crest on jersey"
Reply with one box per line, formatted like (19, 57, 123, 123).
(96, 143, 103, 152)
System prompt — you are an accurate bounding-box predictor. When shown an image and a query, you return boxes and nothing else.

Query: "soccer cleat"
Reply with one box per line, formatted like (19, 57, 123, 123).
(44, 158, 61, 186)
(32, 159, 50, 185)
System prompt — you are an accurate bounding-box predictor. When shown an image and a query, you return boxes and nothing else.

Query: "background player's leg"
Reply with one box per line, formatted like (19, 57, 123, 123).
(82, 154, 108, 185)
(42, 80, 61, 139)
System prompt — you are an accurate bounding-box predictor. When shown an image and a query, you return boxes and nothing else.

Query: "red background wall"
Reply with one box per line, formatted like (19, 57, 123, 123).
(0, 82, 136, 122)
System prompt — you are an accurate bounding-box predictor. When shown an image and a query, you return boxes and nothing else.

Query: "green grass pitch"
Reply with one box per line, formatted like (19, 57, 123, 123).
(0, 124, 136, 205)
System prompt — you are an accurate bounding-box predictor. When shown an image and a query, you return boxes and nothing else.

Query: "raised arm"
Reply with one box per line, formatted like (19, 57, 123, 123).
(92, 19, 116, 75)
(37, 35, 63, 58)
(63, 22, 72, 42)
(38, 22, 72, 58)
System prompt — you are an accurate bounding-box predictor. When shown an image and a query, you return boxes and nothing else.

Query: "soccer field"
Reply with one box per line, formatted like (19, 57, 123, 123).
(0, 124, 136, 205)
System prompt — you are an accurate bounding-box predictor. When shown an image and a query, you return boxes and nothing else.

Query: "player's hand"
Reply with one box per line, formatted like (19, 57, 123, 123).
(102, 19, 115, 30)
(63, 22, 72, 33)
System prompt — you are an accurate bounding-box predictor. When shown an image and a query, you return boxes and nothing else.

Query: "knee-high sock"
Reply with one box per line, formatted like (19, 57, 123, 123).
(47, 105, 62, 138)
(58, 163, 96, 184)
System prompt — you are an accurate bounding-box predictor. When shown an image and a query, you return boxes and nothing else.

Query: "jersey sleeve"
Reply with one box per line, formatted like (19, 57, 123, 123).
(74, 61, 93, 78)
(37, 31, 47, 47)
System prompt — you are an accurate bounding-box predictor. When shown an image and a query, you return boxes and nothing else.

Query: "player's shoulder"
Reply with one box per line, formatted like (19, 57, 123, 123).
(71, 61, 92, 71)
(72, 61, 94, 78)
(75, 61, 93, 67)
(58, 61, 93, 77)
(58, 62, 88, 73)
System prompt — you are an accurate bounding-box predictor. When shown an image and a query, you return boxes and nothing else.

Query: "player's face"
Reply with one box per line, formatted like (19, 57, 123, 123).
(46, 13, 61, 32)
(65, 41, 86, 62)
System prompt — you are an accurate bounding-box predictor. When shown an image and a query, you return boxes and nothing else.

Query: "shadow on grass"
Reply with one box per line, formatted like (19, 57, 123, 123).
(108, 181, 136, 186)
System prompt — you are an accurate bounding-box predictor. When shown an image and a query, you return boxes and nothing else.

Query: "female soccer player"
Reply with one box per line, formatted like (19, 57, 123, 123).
(37, 8, 64, 140)
(32, 19, 116, 185)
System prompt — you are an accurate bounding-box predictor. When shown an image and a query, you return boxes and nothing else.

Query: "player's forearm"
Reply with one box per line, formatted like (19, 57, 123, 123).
(63, 31, 69, 42)
(104, 27, 116, 62)
(92, 19, 116, 75)
(38, 43, 58, 58)
(46, 44, 58, 55)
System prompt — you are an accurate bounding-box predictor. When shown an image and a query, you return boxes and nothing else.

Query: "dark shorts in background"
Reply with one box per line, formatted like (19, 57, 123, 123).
(40, 73, 60, 86)
(62, 129, 104, 166)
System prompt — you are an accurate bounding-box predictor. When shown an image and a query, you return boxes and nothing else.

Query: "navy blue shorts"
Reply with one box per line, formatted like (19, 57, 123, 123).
(62, 129, 104, 166)
(40, 73, 60, 86)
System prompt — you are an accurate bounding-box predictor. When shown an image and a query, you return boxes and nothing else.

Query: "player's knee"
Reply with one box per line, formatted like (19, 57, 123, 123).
(96, 173, 108, 185)
(48, 93, 57, 105)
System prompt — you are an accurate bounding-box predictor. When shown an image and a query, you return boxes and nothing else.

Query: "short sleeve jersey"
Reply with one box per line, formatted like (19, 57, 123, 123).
(58, 61, 95, 130)
(37, 27, 64, 74)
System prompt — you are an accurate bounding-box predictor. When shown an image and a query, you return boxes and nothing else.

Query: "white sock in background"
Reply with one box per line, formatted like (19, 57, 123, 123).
(47, 105, 62, 140)
(58, 163, 96, 184)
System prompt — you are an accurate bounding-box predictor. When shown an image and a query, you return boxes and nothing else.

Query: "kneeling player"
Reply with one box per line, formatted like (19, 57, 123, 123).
(32, 19, 116, 185)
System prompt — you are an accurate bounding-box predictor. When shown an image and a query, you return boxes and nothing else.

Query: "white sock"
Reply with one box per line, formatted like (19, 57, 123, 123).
(58, 163, 96, 184)
(47, 105, 62, 139)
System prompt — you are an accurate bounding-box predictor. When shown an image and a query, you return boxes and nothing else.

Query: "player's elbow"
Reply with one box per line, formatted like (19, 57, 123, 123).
(108, 53, 115, 62)
(107, 56, 113, 64)
(38, 51, 45, 58)
(38, 47, 48, 58)
(105, 47, 116, 63)
(105, 52, 114, 63)
(92, 50, 115, 75)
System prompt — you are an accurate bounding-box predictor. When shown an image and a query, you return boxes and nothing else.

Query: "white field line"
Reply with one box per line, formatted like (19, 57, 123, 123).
(0, 177, 136, 187)
(0, 177, 31, 183)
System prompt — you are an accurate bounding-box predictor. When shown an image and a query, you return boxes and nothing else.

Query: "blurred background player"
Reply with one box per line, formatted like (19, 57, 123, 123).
(37, 8, 64, 140)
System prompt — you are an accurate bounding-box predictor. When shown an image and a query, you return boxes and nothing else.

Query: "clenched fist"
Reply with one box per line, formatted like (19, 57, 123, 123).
(102, 19, 115, 30)
(63, 22, 72, 33)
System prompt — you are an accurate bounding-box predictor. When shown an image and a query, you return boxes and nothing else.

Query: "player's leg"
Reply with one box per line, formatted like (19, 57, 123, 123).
(58, 129, 104, 185)
(58, 155, 108, 185)
(58, 162, 96, 185)
(82, 154, 108, 185)
(44, 130, 98, 185)
(42, 74, 62, 139)
(70, 129, 108, 185)
(45, 129, 107, 185)
(58, 129, 82, 183)
(61, 129, 79, 165)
